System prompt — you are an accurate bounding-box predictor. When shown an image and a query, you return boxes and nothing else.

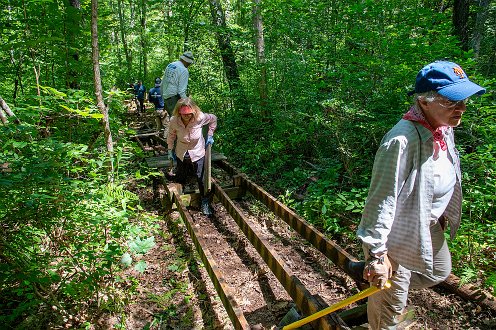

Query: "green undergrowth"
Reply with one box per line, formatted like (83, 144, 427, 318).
(234, 81, 496, 295)
(0, 89, 166, 328)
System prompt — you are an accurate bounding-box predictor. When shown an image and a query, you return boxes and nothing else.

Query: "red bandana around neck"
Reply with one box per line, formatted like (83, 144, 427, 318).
(403, 106, 448, 151)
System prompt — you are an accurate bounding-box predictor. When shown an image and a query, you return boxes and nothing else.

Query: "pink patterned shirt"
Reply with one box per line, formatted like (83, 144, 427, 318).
(167, 112, 217, 162)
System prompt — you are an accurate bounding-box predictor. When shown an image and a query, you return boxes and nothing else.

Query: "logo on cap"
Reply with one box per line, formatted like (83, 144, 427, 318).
(453, 67, 465, 79)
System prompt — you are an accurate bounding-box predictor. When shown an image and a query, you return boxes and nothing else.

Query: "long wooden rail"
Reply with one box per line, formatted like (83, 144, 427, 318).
(212, 179, 341, 330)
(133, 124, 495, 328)
(160, 158, 406, 328)
(216, 159, 496, 314)
(163, 181, 251, 329)
(218, 160, 364, 284)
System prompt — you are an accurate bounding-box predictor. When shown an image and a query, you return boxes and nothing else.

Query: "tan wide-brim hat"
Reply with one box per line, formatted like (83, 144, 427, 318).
(180, 51, 195, 64)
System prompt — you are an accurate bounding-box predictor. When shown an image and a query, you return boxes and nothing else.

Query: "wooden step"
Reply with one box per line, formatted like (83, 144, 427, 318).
(145, 151, 227, 168)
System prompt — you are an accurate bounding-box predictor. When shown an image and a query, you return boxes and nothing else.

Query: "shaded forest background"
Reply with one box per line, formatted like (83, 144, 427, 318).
(1, 0, 495, 328)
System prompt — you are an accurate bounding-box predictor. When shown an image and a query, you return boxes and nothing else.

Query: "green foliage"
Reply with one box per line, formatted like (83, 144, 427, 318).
(0, 92, 160, 327)
(487, 272, 496, 295)
(1, 0, 495, 325)
(446, 79, 496, 292)
(459, 267, 478, 286)
(120, 253, 133, 267)
(285, 164, 368, 236)
(134, 260, 148, 273)
(129, 236, 156, 255)
(146, 276, 194, 328)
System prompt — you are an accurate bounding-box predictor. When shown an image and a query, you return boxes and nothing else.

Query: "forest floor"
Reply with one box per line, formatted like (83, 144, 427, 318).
(91, 106, 496, 330)
(93, 179, 496, 330)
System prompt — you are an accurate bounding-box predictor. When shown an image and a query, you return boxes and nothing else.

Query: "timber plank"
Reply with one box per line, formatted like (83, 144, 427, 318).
(145, 151, 227, 168)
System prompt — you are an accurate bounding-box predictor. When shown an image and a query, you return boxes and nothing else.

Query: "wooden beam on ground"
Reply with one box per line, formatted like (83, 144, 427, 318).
(231, 170, 359, 274)
(130, 131, 160, 138)
(216, 159, 240, 176)
(163, 181, 251, 330)
(146, 151, 226, 168)
(165, 184, 243, 209)
(212, 179, 339, 330)
(438, 274, 496, 312)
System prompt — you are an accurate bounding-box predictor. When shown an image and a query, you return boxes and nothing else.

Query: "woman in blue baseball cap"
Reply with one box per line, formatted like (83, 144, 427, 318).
(356, 61, 485, 329)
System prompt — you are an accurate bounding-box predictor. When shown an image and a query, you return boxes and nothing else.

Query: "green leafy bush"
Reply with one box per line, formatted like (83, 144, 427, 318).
(0, 92, 159, 328)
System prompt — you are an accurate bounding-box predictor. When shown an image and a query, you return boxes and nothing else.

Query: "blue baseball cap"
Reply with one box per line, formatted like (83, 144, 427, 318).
(410, 61, 485, 101)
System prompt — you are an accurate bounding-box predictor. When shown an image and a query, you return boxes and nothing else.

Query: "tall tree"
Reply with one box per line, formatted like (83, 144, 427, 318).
(91, 0, 114, 174)
(65, 0, 82, 89)
(252, 0, 269, 115)
(453, 0, 470, 50)
(470, 0, 491, 57)
(209, 0, 247, 112)
(183, 0, 206, 48)
(140, 0, 147, 81)
(117, 0, 132, 73)
(9, 1, 26, 102)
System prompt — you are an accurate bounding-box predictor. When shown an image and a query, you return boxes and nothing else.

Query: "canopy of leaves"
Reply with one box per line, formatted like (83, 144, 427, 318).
(1, 0, 495, 327)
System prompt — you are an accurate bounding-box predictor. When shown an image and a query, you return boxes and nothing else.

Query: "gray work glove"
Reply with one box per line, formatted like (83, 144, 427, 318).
(168, 150, 174, 161)
(205, 135, 214, 147)
(363, 254, 392, 288)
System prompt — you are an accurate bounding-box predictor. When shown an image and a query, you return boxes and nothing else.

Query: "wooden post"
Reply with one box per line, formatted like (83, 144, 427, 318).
(203, 144, 212, 195)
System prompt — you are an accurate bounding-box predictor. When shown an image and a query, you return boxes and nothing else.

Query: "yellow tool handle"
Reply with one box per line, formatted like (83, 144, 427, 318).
(282, 281, 392, 330)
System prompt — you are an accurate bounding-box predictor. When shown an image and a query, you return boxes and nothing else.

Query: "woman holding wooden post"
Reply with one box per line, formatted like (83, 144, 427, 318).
(167, 97, 217, 216)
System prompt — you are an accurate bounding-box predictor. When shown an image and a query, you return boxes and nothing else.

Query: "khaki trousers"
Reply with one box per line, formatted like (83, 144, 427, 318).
(155, 110, 169, 138)
(164, 95, 180, 116)
(367, 222, 451, 329)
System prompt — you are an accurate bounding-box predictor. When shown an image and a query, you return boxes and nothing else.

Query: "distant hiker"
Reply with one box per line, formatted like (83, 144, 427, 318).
(356, 61, 485, 329)
(167, 97, 216, 216)
(160, 51, 194, 116)
(149, 78, 167, 131)
(148, 78, 165, 110)
(134, 80, 146, 114)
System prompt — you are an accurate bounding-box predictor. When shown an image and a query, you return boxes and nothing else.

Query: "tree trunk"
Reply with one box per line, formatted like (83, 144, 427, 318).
(470, 0, 490, 56)
(0, 96, 19, 124)
(117, 0, 132, 72)
(65, 0, 82, 89)
(33, 64, 41, 105)
(91, 0, 114, 174)
(453, 0, 470, 50)
(20, 0, 40, 101)
(209, 0, 247, 112)
(10, 47, 24, 104)
(252, 0, 269, 114)
(140, 0, 147, 81)
(69, 0, 80, 9)
(7, 4, 23, 103)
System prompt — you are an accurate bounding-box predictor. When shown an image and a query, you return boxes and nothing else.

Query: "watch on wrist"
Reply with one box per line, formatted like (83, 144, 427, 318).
(368, 251, 386, 262)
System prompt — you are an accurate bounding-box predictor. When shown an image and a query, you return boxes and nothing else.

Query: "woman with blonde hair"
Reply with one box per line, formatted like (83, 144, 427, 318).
(167, 97, 217, 215)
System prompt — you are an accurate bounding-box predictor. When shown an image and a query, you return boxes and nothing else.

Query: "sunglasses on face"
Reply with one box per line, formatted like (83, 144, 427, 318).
(437, 97, 468, 109)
